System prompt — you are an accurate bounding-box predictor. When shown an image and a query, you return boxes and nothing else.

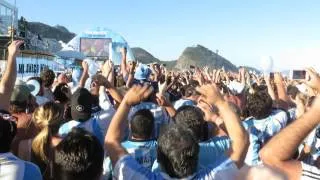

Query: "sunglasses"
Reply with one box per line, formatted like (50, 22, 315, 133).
(0, 112, 17, 122)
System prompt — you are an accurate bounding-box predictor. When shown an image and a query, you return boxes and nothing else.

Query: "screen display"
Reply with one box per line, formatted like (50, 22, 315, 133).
(80, 38, 111, 57)
(292, 70, 306, 80)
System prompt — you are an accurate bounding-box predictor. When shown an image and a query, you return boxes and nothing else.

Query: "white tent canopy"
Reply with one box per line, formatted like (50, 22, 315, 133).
(61, 27, 135, 65)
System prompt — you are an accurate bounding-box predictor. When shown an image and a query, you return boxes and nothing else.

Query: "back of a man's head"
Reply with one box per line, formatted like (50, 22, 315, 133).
(157, 125, 199, 178)
(174, 106, 205, 141)
(53, 128, 103, 180)
(40, 69, 56, 88)
(246, 89, 273, 119)
(130, 109, 154, 140)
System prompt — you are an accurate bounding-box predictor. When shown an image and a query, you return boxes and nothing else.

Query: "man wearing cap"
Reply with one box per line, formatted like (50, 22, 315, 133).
(9, 80, 38, 155)
(58, 87, 115, 145)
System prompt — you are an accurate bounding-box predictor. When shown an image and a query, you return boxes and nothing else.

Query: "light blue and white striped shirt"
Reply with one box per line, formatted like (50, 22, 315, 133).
(0, 153, 42, 180)
(114, 155, 239, 180)
(243, 109, 288, 166)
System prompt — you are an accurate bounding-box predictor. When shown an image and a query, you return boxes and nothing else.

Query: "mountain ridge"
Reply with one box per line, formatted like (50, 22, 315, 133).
(18, 20, 258, 72)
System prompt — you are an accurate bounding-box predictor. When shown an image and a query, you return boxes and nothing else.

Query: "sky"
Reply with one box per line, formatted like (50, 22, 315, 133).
(6, 0, 320, 70)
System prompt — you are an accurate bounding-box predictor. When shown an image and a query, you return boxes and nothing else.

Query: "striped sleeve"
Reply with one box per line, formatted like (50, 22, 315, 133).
(301, 162, 320, 180)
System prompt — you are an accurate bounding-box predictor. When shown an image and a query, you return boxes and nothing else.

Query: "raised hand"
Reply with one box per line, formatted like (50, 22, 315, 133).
(274, 72, 284, 84)
(197, 99, 217, 122)
(8, 40, 24, 57)
(120, 47, 127, 56)
(102, 60, 113, 77)
(82, 61, 89, 72)
(304, 68, 320, 91)
(196, 84, 224, 106)
(124, 84, 153, 106)
(155, 94, 171, 107)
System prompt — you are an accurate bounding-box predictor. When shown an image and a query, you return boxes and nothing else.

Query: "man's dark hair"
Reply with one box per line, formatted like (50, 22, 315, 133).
(53, 128, 103, 180)
(174, 106, 205, 141)
(157, 125, 199, 178)
(0, 118, 17, 153)
(130, 109, 154, 139)
(180, 85, 197, 97)
(287, 85, 299, 99)
(246, 89, 273, 119)
(40, 69, 56, 88)
(188, 79, 200, 88)
(53, 83, 70, 104)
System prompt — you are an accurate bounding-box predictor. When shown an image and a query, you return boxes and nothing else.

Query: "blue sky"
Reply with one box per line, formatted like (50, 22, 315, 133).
(7, 0, 320, 70)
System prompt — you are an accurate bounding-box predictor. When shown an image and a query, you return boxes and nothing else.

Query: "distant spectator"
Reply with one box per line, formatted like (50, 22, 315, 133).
(173, 85, 199, 110)
(40, 68, 56, 101)
(27, 77, 50, 105)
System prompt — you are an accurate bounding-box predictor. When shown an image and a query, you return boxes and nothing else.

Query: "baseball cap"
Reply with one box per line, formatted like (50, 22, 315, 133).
(10, 80, 34, 103)
(134, 64, 152, 81)
(71, 88, 93, 121)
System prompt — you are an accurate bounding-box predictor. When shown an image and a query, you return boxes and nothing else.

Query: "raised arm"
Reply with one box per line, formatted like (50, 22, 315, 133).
(101, 60, 123, 103)
(156, 93, 176, 117)
(260, 68, 320, 180)
(274, 72, 290, 108)
(196, 84, 249, 168)
(120, 47, 129, 79)
(265, 75, 277, 100)
(78, 61, 89, 88)
(0, 40, 24, 111)
(125, 61, 136, 88)
(105, 84, 153, 167)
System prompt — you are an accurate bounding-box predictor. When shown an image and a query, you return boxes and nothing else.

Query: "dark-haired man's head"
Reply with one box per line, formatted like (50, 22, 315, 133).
(53, 128, 103, 180)
(0, 118, 17, 153)
(246, 89, 273, 119)
(130, 109, 154, 140)
(40, 69, 56, 88)
(53, 83, 71, 104)
(180, 85, 199, 101)
(287, 85, 300, 100)
(157, 125, 199, 178)
(174, 106, 205, 141)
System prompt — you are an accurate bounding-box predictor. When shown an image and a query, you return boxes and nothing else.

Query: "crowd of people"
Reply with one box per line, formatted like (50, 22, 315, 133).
(1, 40, 320, 180)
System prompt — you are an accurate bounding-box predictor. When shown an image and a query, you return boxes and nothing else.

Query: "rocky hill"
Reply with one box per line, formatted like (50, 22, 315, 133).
(131, 45, 241, 72)
(131, 47, 161, 64)
(27, 22, 75, 43)
(18, 18, 76, 53)
(176, 45, 238, 71)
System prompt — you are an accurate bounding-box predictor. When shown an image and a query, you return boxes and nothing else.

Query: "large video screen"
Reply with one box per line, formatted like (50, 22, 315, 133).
(80, 38, 111, 58)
